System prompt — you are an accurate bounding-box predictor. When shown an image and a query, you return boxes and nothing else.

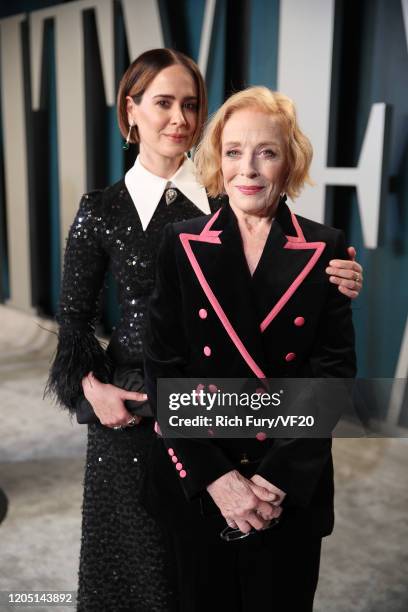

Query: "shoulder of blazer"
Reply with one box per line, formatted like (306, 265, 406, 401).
(294, 213, 343, 245)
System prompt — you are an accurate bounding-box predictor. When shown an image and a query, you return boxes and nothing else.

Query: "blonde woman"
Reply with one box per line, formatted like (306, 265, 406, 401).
(144, 86, 357, 611)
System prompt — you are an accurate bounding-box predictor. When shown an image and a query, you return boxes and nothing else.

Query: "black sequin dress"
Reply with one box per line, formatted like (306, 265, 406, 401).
(48, 179, 218, 612)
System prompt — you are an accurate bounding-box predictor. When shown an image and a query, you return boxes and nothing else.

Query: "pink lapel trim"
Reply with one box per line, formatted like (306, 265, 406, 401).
(179, 207, 326, 376)
(287, 209, 306, 241)
(260, 210, 326, 332)
(179, 209, 266, 379)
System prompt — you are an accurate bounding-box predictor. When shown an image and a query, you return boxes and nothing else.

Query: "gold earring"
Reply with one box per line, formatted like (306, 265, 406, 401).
(123, 123, 133, 150)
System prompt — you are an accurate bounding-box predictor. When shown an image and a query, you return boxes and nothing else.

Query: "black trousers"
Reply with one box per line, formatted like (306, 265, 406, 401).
(164, 512, 322, 612)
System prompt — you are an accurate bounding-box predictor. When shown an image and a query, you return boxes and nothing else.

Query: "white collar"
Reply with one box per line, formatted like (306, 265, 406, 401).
(124, 155, 211, 231)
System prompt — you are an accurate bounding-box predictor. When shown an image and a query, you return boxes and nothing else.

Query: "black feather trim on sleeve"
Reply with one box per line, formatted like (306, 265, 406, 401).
(45, 326, 113, 412)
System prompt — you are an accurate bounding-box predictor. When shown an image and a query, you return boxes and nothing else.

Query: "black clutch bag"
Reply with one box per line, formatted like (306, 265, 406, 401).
(76, 366, 153, 424)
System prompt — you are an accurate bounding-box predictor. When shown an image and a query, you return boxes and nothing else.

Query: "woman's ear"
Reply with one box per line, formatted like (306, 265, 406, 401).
(125, 95, 136, 127)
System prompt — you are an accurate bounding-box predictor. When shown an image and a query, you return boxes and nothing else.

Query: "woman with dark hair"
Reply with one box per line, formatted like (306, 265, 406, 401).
(48, 48, 209, 612)
(48, 49, 362, 611)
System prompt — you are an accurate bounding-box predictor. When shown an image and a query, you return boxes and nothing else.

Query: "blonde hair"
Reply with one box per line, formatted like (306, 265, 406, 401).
(194, 86, 313, 199)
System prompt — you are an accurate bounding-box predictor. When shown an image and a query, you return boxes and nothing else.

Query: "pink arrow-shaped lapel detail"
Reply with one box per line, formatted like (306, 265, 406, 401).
(180, 209, 266, 379)
(260, 210, 326, 332)
(179, 207, 326, 378)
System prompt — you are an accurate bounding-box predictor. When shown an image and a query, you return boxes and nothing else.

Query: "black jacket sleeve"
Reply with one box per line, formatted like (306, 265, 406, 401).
(255, 230, 357, 507)
(144, 224, 235, 499)
(46, 191, 112, 411)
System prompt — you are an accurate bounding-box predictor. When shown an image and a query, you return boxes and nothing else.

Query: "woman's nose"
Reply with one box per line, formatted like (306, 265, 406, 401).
(239, 155, 258, 177)
(171, 105, 187, 126)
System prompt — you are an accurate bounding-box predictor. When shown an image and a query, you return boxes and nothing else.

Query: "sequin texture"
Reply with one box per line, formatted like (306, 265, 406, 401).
(48, 180, 220, 611)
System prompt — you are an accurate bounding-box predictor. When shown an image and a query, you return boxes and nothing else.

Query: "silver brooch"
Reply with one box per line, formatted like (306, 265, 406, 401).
(165, 188, 178, 205)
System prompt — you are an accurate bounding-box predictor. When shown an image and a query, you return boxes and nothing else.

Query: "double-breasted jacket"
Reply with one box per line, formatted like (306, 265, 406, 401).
(143, 198, 356, 536)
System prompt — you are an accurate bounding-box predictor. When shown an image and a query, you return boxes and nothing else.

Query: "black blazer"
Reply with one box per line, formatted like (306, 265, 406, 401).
(143, 199, 356, 536)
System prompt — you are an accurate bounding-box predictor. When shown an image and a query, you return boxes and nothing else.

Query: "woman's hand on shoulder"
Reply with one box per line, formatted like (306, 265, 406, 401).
(326, 245, 363, 299)
(82, 372, 146, 428)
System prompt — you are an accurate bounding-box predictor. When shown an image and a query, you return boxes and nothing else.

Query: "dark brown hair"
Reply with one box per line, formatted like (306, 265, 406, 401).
(117, 48, 207, 146)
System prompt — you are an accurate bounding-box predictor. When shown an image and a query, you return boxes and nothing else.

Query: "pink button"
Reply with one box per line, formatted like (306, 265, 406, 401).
(294, 317, 305, 327)
(175, 462, 183, 471)
(199, 308, 208, 319)
(285, 352, 296, 362)
(204, 346, 212, 357)
(208, 384, 218, 393)
(168, 448, 174, 456)
(256, 432, 267, 442)
(171, 455, 178, 463)
(179, 470, 187, 478)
